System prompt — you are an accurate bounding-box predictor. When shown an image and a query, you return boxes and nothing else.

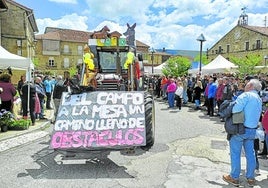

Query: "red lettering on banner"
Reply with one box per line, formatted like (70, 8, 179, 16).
(50, 128, 145, 149)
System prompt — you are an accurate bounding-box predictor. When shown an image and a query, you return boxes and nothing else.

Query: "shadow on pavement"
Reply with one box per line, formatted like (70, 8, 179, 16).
(18, 144, 134, 179)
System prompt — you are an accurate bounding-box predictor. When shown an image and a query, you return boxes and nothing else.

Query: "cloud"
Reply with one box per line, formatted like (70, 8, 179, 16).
(36, 13, 88, 34)
(84, 0, 153, 25)
(35, 0, 268, 50)
(48, 0, 77, 4)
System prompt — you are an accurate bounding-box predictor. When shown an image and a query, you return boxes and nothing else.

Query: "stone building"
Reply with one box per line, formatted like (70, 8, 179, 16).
(0, 0, 38, 83)
(207, 11, 268, 66)
(0, 0, 8, 45)
(35, 27, 92, 75)
(0, 0, 38, 59)
(0, 0, 7, 9)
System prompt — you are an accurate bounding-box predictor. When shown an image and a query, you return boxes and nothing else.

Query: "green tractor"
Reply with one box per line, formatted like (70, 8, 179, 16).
(49, 25, 155, 157)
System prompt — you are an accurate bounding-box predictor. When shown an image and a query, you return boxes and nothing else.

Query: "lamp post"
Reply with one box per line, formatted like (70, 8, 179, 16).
(150, 47, 155, 74)
(196, 34, 206, 75)
(264, 55, 268, 67)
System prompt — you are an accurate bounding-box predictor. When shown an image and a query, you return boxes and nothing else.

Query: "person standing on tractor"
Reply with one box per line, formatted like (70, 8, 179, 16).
(124, 48, 135, 91)
(134, 57, 141, 91)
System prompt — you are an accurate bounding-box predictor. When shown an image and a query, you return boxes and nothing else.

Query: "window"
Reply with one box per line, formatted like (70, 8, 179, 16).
(43, 40, 60, 51)
(17, 49, 22, 56)
(245, 41, 249, 51)
(77, 59, 83, 65)
(17, 40, 22, 47)
(218, 46, 222, 54)
(63, 45, 69, 53)
(256, 40, 261, 49)
(48, 57, 56, 67)
(63, 58, 70, 68)
(78, 46, 83, 55)
(99, 51, 128, 70)
(226, 45, 230, 53)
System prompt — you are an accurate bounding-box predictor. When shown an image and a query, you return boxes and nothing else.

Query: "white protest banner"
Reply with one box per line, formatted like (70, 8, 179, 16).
(50, 91, 146, 149)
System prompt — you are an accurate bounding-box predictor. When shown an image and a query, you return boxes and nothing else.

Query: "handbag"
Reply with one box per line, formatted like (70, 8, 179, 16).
(224, 117, 245, 135)
(232, 111, 244, 124)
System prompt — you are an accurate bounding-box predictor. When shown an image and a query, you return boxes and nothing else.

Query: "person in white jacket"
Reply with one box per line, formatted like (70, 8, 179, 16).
(175, 81, 183, 110)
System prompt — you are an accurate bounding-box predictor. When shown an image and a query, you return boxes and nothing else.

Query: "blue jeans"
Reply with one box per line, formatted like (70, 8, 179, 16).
(168, 92, 175, 107)
(195, 99, 200, 107)
(162, 84, 167, 99)
(182, 90, 188, 103)
(229, 128, 256, 180)
(37, 98, 45, 118)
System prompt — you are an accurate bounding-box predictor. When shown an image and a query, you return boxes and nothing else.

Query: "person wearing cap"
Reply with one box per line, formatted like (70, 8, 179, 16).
(223, 79, 262, 187)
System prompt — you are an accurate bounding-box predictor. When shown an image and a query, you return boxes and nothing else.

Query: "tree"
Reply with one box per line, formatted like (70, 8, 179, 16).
(194, 53, 209, 65)
(69, 66, 77, 77)
(33, 57, 39, 67)
(162, 56, 191, 77)
(230, 54, 262, 77)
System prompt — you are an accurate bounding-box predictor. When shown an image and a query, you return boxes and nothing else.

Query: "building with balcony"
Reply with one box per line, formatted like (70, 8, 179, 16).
(35, 27, 92, 75)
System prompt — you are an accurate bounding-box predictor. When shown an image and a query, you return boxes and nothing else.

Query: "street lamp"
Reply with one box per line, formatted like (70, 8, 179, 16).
(196, 34, 206, 75)
(149, 47, 155, 74)
(264, 55, 268, 66)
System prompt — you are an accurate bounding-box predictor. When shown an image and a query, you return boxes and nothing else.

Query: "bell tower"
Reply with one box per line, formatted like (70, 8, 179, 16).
(238, 7, 248, 25)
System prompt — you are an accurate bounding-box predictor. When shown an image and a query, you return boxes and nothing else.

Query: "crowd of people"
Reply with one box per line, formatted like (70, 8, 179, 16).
(147, 73, 267, 113)
(1, 68, 268, 186)
(147, 72, 268, 186)
(0, 71, 73, 126)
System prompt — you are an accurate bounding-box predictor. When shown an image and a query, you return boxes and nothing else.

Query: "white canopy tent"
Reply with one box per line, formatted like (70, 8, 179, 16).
(153, 62, 167, 74)
(0, 45, 35, 114)
(188, 55, 237, 74)
(0, 45, 34, 81)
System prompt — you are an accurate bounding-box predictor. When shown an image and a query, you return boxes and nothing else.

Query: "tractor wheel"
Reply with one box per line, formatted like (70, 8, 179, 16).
(141, 92, 155, 151)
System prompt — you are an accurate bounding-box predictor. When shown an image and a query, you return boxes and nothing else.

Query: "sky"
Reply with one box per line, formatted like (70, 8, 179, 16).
(14, 0, 268, 51)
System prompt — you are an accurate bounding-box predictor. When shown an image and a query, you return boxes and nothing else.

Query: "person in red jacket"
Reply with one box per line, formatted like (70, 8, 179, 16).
(0, 73, 16, 112)
(262, 109, 268, 157)
(160, 75, 168, 99)
(134, 57, 141, 91)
